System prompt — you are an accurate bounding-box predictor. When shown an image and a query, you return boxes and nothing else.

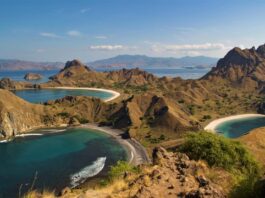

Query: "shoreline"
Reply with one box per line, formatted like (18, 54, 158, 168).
(204, 114, 265, 132)
(46, 87, 120, 102)
(80, 124, 151, 165)
(0, 124, 150, 166)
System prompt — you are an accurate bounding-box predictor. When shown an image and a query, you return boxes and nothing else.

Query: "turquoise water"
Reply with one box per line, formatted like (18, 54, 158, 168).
(12, 89, 113, 103)
(0, 128, 127, 198)
(215, 117, 265, 138)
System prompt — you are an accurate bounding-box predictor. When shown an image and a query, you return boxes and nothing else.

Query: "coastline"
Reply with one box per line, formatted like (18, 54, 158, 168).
(0, 123, 150, 166)
(204, 114, 265, 132)
(46, 87, 120, 102)
(80, 124, 151, 165)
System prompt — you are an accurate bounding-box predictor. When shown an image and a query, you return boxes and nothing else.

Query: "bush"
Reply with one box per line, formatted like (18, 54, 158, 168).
(108, 161, 139, 181)
(178, 99, 185, 103)
(179, 131, 262, 198)
(202, 115, 212, 120)
(179, 132, 260, 175)
(57, 112, 70, 118)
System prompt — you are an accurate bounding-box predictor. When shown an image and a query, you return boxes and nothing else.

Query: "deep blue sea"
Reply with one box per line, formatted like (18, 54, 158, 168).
(215, 117, 265, 138)
(0, 128, 127, 198)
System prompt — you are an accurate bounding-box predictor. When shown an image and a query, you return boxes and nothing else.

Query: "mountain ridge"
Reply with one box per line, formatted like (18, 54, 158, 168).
(0, 59, 64, 71)
(88, 54, 218, 69)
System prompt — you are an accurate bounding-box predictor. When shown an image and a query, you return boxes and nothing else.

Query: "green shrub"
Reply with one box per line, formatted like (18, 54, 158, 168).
(178, 99, 185, 103)
(159, 134, 166, 140)
(179, 132, 260, 175)
(78, 117, 89, 124)
(108, 161, 139, 181)
(178, 131, 262, 198)
(202, 115, 212, 120)
(57, 112, 70, 118)
(187, 105, 195, 115)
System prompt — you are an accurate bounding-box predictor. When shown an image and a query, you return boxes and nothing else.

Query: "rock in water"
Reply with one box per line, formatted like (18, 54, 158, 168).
(24, 73, 43, 81)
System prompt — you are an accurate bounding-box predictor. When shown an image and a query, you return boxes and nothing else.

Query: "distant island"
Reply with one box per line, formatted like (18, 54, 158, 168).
(0, 55, 218, 71)
(0, 59, 64, 71)
(88, 54, 218, 69)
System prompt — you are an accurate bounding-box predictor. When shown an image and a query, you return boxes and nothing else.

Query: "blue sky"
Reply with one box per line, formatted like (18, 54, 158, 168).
(1, 0, 265, 62)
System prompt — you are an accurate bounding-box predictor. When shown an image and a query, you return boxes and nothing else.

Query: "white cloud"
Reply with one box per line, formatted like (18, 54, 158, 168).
(80, 8, 90, 13)
(40, 32, 61, 38)
(151, 43, 230, 54)
(95, 35, 107, 39)
(156, 43, 226, 51)
(67, 30, 82, 37)
(90, 45, 127, 51)
(36, 48, 45, 53)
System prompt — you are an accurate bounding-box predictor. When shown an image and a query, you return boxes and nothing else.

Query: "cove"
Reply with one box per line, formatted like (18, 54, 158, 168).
(215, 116, 265, 138)
(12, 88, 114, 103)
(0, 128, 127, 198)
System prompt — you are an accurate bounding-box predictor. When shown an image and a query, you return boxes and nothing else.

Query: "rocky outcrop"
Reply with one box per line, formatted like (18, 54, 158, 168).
(47, 59, 107, 87)
(24, 73, 42, 80)
(202, 44, 265, 91)
(0, 89, 46, 137)
(0, 78, 33, 90)
(45, 59, 159, 88)
(78, 147, 227, 198)
(107, 68, 157, 86)
(95, 93, 199, 137)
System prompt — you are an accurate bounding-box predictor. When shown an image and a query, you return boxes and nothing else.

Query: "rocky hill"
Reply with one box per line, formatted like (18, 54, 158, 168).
(47, 59, 159, 87)
(0, 89, 46, 137)
(0, 89, 197, 140)
(42, 56, 265, 142)
(202, 44, 265, 91)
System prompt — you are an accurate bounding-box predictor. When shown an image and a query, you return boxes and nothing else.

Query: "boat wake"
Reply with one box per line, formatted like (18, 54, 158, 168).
(70, 157, 107, 188)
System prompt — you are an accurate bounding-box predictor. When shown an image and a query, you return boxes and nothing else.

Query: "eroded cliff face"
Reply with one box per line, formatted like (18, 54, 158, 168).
(0, 89, 45, 137)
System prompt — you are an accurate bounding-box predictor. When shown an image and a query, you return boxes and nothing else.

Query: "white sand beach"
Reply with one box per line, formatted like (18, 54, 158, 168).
(48, 87, 120, 102)
(204, 114, 265, 132)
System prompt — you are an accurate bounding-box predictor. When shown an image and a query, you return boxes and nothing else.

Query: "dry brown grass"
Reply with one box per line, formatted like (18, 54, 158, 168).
(23, 190, 55, 198)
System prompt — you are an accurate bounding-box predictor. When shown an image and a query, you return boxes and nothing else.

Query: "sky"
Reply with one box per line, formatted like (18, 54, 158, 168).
(1, 0, 265, 62)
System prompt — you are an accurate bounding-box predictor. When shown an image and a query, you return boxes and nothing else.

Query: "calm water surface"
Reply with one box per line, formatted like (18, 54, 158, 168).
(12, 89, 113, 103)
(215, 117, 265, 138)
(0, 70, 59, 83)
